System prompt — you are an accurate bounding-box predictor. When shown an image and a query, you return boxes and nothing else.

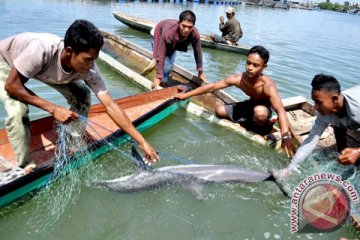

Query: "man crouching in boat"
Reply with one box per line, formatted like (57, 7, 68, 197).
(0, 19, 159, 172)
(276, 74, 360, 177)
(150, 10, 206, 89)
(210, 7, 243, 46)
(176, 45, 295, 156)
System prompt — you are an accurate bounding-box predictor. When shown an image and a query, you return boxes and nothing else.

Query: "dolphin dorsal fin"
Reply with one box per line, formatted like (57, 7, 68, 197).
(131, 144, 152, 171)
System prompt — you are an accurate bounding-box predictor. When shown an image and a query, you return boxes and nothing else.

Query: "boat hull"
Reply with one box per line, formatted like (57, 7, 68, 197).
(99, 31, 360, 151)
(113, 12, 250, 55)
(99, 30, 276, 146)
(0, 87, 188, 208)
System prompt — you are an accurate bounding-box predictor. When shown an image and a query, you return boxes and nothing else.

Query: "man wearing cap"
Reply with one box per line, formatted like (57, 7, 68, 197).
(211, 7, 243, 46)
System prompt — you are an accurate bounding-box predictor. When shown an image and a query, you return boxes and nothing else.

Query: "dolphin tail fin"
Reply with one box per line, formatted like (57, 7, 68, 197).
(266, 170, 290, 198)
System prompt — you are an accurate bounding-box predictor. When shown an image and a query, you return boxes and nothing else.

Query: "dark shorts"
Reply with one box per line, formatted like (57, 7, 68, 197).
(224, 100, 278, 135)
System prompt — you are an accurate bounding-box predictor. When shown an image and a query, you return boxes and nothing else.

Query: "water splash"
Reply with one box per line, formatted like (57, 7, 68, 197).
(28, 120, 101, 230)
(275, 149, 360, 236)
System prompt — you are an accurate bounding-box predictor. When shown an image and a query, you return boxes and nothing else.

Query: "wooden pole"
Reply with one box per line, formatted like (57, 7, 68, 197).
(289, 125, 302, 146)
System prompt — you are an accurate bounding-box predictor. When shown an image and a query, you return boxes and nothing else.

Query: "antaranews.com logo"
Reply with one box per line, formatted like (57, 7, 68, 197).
(290, 172, 359, 233)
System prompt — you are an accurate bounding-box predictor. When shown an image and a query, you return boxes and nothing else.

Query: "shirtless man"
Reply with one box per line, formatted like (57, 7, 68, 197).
(176, 45, 295, 155)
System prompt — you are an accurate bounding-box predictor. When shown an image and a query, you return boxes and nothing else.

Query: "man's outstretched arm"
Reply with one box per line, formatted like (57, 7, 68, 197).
(176, 74, 240, 100)
(96, 91, 160, 163)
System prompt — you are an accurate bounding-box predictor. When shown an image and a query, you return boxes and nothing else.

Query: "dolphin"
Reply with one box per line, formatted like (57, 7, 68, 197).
(93, 164, 276, 190)
(92, 146, 288, 197)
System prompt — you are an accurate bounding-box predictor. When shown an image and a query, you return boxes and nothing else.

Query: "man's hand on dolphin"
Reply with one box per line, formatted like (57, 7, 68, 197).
(140, 141, 160, 165)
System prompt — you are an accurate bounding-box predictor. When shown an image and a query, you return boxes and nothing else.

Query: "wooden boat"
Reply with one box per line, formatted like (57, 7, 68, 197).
(113, 12, 251, 55)
(99, 35, 360, 234)
(0, 86, 189, 208)
(99, 31, 293, 146)
(99, 30, 275, 146)
(99, 30, 360, 150)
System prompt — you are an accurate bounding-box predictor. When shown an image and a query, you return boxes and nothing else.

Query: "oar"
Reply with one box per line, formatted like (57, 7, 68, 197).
(289, 125, 302, 146)
(283, 125, 302, 157)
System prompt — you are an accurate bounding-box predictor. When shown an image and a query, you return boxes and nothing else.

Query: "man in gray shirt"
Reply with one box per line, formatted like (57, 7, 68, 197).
(277, 74, 360, 176)
(0, 20, 159, 170)
(210, 7, 243, 46)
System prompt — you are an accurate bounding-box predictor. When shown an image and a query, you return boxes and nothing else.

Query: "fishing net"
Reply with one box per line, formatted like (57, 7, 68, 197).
(26, 117, 139, 231)
(28, 120, 102, 230)
(277, 150, 358, 193)
(275, 148, 360, 236)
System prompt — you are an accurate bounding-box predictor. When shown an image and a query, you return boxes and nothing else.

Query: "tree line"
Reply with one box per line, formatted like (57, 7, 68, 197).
(318, 0, 359, 12)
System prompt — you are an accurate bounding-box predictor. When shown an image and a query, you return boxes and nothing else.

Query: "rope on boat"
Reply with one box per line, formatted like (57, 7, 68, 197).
(59, 124, 67, 162)
(79, 115, 196, 166)
(156, 151, 195, 165)
(50, 124, 75, 181)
